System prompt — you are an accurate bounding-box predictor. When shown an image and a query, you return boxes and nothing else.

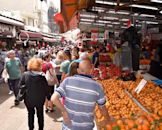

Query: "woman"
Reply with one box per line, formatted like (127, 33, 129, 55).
(52, 50, 64, 83)
(19, 57, 49, 130)
(68, 62, 79, 76)
(42, 53, 58, 112)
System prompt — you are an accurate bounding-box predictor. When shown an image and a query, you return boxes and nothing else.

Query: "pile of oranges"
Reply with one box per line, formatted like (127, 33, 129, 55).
(100, 113, 162, 130)
(95, 79, 162, 130)
(96, 79, 142, 119)
(140, 59, 151, 65)
(122, 79, 162, 115)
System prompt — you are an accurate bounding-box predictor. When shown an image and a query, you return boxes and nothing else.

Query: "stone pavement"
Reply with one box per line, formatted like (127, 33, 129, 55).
(0, 83, 62, 130)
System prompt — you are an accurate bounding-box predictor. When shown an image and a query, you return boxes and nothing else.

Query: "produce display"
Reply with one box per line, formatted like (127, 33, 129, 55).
(96, 79, 142, 120)
(99, 53, 112, 62)
(140, 59, 151, 65)
(92, 64, 122, 80)
(122, 79, 162, 115)
(99, 114, 162, 130)
(95, 79, 162, 130)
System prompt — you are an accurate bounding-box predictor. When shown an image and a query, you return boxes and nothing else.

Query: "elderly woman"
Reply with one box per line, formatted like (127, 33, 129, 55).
(18, 57, 49, 130)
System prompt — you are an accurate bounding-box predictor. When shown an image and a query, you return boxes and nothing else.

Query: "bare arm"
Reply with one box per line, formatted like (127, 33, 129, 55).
(97, 105, 112, 127)
(61, 72, 68, 81)
(51, 92, 71, 125)
(100, 105, 110, 120)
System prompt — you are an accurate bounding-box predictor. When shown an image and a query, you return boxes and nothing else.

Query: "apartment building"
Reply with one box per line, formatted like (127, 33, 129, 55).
(0, 0, 60, 33)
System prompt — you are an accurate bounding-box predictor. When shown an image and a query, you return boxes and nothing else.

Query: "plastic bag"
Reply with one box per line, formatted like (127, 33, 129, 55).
(1, 69, 9, 83)
(45, 68, 58, 86)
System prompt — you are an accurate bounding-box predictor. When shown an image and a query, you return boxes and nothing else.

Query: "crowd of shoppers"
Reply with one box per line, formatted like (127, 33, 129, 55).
(1, 44, 111, 130)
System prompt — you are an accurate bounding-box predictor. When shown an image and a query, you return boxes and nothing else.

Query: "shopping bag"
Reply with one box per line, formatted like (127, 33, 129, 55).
(1, 69, 9, 83)
(45, 67, 58, 86)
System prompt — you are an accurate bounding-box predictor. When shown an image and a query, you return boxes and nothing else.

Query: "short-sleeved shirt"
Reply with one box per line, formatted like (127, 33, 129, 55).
(5, 58, 22, 80)
(56, 74, 106, 130)
(92, 52, 99, 68)
(60, 60, 71, 74)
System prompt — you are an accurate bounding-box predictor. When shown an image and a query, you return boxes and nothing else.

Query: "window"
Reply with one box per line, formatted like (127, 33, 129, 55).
(28, 18, 34, 26)
(23, 18, 27, 25)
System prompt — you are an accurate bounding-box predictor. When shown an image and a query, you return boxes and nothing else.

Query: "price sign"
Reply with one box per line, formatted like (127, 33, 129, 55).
(134, 79, 147, 94)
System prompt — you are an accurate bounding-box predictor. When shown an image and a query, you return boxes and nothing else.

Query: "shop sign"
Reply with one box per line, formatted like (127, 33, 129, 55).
(91, 30, 98, 42)
(0, 23, 13, 33)
(99, 30, 104, 42)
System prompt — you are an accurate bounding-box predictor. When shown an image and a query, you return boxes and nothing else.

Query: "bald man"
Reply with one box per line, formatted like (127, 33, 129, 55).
(51, 60, 111, 130)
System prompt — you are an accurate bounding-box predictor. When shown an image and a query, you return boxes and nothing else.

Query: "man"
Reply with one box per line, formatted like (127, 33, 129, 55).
(51, 60, 111, 130)
(5, 50, 23, 105)
(92, 46, 100, 68)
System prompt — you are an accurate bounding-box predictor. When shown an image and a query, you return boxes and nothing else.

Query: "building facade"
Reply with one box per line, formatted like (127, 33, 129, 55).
(0, 0, 60, 33)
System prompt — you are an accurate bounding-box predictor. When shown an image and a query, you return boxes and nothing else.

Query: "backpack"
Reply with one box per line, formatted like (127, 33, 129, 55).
(45, 64, 58, 86)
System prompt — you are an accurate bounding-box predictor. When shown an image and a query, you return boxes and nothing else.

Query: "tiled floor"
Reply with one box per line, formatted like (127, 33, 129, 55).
(0, 83, 62, 130)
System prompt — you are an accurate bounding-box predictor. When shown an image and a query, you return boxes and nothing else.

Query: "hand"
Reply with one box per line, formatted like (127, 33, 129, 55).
(62, 111, 72, 126)
(97, 117, 114, 127)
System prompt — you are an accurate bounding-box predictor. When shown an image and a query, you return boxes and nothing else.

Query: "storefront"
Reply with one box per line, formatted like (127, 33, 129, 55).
(0, 15, 24, 49)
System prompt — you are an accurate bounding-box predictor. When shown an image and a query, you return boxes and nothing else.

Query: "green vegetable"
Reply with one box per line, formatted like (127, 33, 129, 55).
(112, 125, 121, 130)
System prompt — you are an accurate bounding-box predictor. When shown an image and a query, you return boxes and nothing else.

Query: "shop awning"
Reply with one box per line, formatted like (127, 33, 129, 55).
(0, 31, 13, 38)
(43, 37, 56, 43)
(0, 15, 24, 27)
(19, 30, 42, 40)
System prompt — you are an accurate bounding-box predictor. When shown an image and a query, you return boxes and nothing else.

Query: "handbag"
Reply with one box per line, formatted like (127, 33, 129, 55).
(16, 84, 26, 101)
(16, 72, 28, 101)
(45, 64, 58, 86)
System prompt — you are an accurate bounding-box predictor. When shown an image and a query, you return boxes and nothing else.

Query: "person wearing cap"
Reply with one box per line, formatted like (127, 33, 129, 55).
(4, 50, 23, 105)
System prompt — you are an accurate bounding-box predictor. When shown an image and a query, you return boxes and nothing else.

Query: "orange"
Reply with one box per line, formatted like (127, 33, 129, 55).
(117, 119, 124, 126)
(146, 115, 154, 123)
(106, 124, 112, 130)
(125, 119, 135, 129)
(158, 109, 162, 117)
(141, 124, 150, 130)
(137, 125, 142, 130)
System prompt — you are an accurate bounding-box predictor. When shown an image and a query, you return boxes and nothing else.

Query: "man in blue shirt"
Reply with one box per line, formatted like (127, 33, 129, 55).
(51, 60, 111, 130)
(92, 46, 100, 68)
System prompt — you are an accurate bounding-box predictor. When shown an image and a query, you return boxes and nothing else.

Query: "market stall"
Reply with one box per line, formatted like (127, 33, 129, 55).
(94, 76, 162, 130)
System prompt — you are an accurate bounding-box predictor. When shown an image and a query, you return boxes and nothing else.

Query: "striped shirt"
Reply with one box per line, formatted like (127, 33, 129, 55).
(56, 74, 106, 130)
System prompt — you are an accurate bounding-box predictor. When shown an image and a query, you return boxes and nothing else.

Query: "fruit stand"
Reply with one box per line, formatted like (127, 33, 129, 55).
(92, 64, 162, 130)
(99, 53, 112, 66)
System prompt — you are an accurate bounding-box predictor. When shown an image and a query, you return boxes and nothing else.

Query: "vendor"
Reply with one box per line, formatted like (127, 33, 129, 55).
(92, 46, 100, 68)
(149, 43, 162, 79)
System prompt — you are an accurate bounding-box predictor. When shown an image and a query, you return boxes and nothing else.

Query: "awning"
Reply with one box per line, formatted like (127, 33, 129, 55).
(43, 37, 56, 43)
(19, 30, 42, 40)
(0, 15, 24, 27)
(0, 31, 13, 38)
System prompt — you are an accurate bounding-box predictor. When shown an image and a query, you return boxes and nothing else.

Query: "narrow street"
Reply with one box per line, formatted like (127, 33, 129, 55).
(0, 83, 61, 130)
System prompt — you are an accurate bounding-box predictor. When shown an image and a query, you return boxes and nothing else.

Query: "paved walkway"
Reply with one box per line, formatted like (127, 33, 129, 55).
(0, 83, 62, 130)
